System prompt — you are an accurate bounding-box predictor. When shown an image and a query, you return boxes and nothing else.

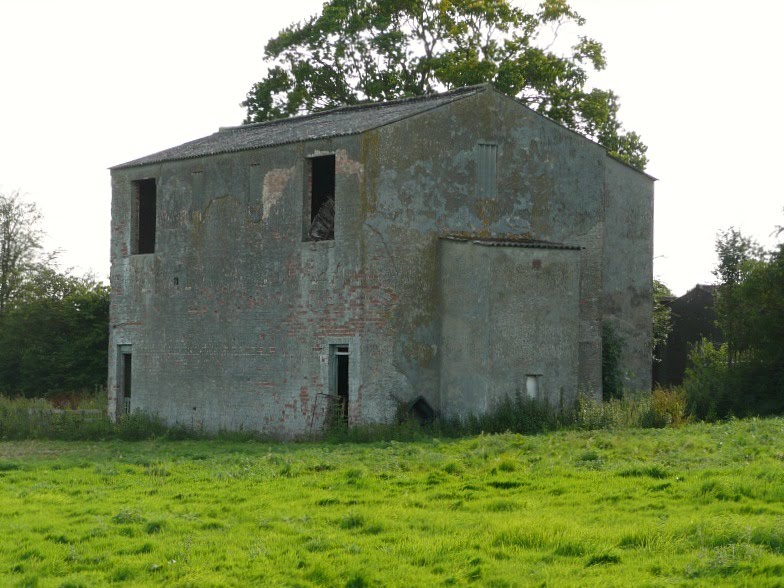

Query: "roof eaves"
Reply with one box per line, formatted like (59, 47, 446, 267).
(110, 128, 363, 171)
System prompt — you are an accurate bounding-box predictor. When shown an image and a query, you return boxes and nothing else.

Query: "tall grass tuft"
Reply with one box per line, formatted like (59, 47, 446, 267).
(574, 388, 688, 430)
(324, 419, 427, 443)
(462, 392, 562, 435)
(325, 393, 563, 443)
(0, 394, 203, 441)
(1, 386, 690, 443)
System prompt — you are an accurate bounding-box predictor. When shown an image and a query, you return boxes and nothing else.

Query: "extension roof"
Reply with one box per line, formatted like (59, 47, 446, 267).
(441, 234, 582, 251)
(112, 85, 487, 170)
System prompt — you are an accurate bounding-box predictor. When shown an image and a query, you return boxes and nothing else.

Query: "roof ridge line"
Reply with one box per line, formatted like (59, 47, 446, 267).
(219, 84, 488, 133)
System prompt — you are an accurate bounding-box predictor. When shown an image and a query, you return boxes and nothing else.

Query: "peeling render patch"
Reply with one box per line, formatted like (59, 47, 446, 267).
(335, 149, 364, 177)
(262, 166, 294, 220)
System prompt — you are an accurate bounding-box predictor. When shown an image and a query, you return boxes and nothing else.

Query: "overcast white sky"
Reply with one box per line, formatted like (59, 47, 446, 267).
(1, 0, 782, 295)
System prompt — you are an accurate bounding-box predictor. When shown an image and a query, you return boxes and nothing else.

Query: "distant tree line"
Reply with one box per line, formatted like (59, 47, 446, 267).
(0, 190, 108, 397)
(684, 222, 784, 419)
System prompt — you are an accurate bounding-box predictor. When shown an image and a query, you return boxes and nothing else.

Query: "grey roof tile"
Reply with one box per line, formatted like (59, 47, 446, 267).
(113, 85, 486, 169)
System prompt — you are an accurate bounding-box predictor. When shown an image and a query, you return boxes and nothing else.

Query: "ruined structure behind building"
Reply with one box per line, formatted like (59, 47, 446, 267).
(108, 84, 654, 437)
(653, 284, 721, 387)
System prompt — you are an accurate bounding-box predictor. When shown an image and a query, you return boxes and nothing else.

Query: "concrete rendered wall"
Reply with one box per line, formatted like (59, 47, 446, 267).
(602, 160, 654, 392)
(362, 89, 613, 406)
(438, 240, 581, 418)
(109, 137, 399, 437)
(109, 88, 653, 435)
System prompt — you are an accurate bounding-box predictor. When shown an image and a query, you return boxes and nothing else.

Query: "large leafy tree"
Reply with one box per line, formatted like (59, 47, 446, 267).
(243, 0, 648, 169)
(0, 191, 109, 397)
(713, 228, 767, 364)
(689, 224, 784, 417)
(0, 190, 44, 317)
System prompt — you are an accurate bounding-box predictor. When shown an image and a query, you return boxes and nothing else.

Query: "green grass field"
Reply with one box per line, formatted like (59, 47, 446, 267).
(1, 418, 783, 587)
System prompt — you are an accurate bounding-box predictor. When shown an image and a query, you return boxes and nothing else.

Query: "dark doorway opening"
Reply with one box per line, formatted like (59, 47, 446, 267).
(308, 155, 335, 241)
(408, 396, 435, 425)
(331, 344, 349, 422)
(133, 178, 157, 254)
(121, 352, 132, 415)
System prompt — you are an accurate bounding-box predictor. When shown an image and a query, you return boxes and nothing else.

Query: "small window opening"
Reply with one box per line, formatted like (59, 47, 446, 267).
(308, 155, 335, 241)
(132, 179, 157, 254)
(121, 352, 132, 415)
(525, 374, 541, 400)
(330, 344, 349, 422)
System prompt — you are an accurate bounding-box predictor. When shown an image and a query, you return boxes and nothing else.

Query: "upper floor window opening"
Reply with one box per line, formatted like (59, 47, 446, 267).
(131, 178, 157, 254)
(307, 154, 335, 241)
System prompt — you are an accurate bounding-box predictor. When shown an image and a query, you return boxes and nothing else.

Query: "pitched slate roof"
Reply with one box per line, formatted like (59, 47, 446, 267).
(113, 85, 487, 170)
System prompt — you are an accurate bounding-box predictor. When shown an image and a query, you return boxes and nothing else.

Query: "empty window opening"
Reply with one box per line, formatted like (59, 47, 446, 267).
(330, 344, 349, 422)
(308, 155, 335, 241)
(132, 179, 157, 254)
(526, 374, 541, 400)
(121, 352, 132, 415)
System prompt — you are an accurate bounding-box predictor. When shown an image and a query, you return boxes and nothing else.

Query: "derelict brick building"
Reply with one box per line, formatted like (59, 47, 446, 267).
(109, 84, 654, 436)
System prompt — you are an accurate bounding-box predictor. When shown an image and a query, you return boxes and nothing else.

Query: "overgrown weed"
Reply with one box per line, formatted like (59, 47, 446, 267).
(0, 395, 201, 442)
(573, 388, 689, 430)
(0, 386, 693, 443)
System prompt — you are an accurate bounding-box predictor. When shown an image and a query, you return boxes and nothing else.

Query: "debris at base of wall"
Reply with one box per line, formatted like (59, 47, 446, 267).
(309, 199, 335, 241)
(409, 396, 435, 425)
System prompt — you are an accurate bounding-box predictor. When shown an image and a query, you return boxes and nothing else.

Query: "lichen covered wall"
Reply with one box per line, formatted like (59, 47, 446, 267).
(438, 240, 581, 418)
(361, 89, 612, 406)
(109, 88, 653, 435)
(602, 160, 655, 391)
(109, 138, 400, 437)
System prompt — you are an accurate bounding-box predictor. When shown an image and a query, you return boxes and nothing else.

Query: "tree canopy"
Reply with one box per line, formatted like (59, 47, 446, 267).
(0, 190, 44, 316)
(243, 0, 648, 169)
(685, 223, 784, 418)
(713, 227, 784, 373)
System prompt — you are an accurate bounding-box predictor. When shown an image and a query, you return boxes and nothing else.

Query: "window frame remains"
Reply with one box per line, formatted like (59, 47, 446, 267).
(329, 344, 350, 423)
